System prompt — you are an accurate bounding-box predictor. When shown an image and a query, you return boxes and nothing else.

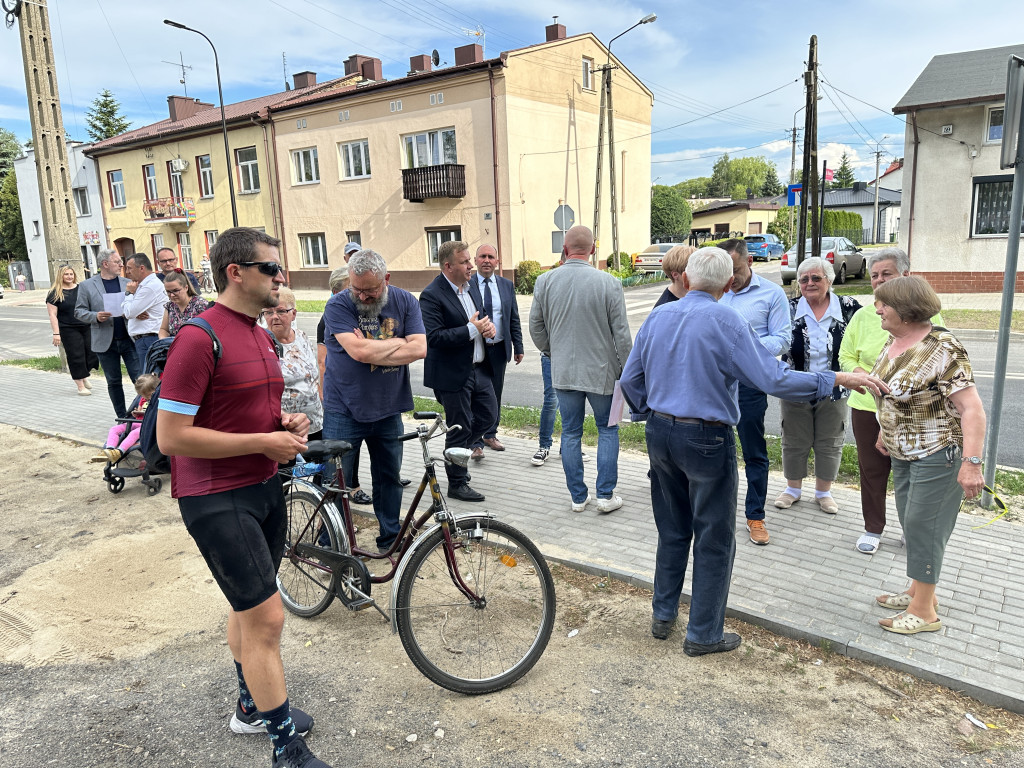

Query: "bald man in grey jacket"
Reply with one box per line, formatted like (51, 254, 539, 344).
(530, 225, 632, 515)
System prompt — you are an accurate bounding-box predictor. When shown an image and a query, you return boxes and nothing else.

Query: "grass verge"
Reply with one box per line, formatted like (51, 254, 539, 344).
(0, 356, 128, 376)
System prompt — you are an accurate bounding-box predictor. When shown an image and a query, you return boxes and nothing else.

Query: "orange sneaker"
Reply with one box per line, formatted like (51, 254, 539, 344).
(746, 519, 770, 545)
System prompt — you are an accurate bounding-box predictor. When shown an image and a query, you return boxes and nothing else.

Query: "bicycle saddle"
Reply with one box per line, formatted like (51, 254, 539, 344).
(302, 440, 353, 461)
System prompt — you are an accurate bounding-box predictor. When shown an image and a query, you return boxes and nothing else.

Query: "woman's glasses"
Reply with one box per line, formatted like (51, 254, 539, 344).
(235, 261, 284, 277)
(262, 308, 295, 317)
(798, 274, 825, 285)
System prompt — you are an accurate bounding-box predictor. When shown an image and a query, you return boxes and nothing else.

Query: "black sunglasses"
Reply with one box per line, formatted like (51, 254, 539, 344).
(235, 261, 284, 277)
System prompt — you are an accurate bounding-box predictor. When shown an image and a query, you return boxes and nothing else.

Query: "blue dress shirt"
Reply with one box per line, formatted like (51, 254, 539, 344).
(718, 272, 792, 356)
(620, 291, 836, 426)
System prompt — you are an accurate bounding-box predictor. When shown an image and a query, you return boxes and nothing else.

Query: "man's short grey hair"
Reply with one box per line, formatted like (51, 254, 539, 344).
(796, 256, 836, 284)
(348, 249, 387, 279)
(867, 247, 910, 276)
(98, 248, 117, 267)
(685, 247, 733, 292)
(328, 264, 350, 292)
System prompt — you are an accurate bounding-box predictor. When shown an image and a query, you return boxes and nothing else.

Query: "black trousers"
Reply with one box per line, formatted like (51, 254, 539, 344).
(434, 366, 497, 487)
(477, 342, 508, 443)
(60, 323, 98, 380)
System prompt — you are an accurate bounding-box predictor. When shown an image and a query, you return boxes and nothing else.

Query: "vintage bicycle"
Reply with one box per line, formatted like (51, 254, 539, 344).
(276, 411, 556, 694)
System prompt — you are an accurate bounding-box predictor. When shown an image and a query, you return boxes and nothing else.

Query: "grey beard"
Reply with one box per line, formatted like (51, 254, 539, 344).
(352, 284, 389, 319)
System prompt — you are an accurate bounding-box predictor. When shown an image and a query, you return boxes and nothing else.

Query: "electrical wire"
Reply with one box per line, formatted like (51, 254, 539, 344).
(651, 138, 790, 164)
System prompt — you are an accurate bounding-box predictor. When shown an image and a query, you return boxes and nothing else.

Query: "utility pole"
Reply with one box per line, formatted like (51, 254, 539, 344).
(787, 126, 801, 185)
(797, 35, 820, 268)
(10, 0, 83, 288)
(591, 63, 610, 267)
(607, 66, 621, 270)
(872, 148, 883, 243)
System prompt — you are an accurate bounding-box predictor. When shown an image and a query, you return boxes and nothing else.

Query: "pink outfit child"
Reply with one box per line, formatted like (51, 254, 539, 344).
(104, 399, 148, 453)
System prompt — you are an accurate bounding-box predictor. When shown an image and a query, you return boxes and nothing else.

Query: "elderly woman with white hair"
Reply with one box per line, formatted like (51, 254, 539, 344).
(775, 256, 862, 515)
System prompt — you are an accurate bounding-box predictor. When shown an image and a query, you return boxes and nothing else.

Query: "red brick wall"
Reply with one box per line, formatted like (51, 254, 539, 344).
(915, 272, 1024, 293)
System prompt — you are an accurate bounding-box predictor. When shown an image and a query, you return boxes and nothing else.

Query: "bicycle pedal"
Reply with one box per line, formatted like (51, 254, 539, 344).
(346, 598, 375, 612)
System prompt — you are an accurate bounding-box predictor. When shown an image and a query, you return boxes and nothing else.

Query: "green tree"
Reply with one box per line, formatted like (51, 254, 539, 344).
(0, 128, 21, 184)
(831, 152, 856, 188)
(85, 89, 131, 141)
(674, 176, 712, 200)
(709, 153, 731, 197)
(651, 185, 693, 241)
(767, 205, 802, 249)
(761, 165, 784, 197)
(0, 170, 29, 260)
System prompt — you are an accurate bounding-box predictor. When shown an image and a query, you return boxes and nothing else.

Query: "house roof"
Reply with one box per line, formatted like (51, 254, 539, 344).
(768, 187, 901, 207)
(894, 43, 1024, 113)
(691, 198, 780, 215)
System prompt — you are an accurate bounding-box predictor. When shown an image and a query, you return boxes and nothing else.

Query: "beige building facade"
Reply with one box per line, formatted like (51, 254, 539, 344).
(689, 200, 780, 239)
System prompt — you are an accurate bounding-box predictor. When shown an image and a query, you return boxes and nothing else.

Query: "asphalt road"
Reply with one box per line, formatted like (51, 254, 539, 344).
(4, 264, 1023, 467)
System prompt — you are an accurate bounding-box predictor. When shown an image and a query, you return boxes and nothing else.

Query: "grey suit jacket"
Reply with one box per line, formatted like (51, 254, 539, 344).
(75, 274, 128, 353)
(529, 260, 633, 395)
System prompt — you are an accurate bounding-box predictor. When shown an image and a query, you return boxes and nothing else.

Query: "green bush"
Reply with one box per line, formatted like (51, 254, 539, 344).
(514, 260, 543, 294)
(605, 252, 635, 275)
(822, 210, 863, 244)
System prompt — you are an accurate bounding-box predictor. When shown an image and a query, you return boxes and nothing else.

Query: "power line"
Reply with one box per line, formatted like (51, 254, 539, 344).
(651, 138, 788, 164)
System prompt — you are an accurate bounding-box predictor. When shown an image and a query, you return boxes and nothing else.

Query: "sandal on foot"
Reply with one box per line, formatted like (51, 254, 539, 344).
(856, 533, 881, 555)
(875, 592, 939, 611)
(879, 611, 942, 634)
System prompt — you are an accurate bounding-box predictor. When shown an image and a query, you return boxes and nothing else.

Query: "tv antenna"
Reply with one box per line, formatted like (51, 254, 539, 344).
(282, 52, 289, 90)
(162, 53, 192, 96)
(461, 24, 485, 56)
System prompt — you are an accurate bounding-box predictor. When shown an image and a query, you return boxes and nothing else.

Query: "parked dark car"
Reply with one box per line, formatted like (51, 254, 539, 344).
(744, 234, 784, 261)
(780, 237, 865, 285)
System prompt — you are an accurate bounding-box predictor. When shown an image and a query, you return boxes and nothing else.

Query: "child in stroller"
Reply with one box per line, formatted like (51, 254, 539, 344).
(92, 374, 160, 463)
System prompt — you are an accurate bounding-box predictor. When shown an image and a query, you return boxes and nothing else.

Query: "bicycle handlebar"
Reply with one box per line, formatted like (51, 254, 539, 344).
(398, 431, 419, 442)
(413, 411, 438, 420)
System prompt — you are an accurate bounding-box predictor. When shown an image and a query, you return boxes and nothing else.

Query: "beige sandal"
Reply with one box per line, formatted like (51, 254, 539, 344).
(875, 592, 939, 611)
(879, 611, 942, 634)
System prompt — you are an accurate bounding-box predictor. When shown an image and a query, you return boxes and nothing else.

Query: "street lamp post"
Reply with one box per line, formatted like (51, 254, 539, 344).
(593, 13, 656, 270)
(164, 19, 238, 228)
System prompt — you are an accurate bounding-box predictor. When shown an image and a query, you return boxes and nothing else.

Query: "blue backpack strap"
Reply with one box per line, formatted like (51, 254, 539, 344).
(180, 317, 222, 362)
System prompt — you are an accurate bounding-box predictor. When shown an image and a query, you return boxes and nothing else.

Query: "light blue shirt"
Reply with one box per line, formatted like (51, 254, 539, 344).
(620, 291, 835, 426)
(475, 273, 503, 344)
(718, 272, 791, 356)
(794, 293, 843, 373)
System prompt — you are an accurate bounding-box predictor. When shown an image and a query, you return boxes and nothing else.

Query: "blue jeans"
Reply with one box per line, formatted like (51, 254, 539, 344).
(95, 337, 141, 418)
(555, 389, 618, 503)
(736, 384, 769, 520)
(539, 354, 558, 450)
(322, 410, 404, 550)
(647, 414, 738, 645)
(134, 335, 158, 370)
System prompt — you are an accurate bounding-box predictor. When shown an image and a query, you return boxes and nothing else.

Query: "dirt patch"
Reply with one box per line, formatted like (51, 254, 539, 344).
(0, 424, 1021, 767)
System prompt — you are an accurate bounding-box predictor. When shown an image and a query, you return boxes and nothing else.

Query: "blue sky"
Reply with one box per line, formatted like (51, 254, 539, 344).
(1, 0, 1022, 185)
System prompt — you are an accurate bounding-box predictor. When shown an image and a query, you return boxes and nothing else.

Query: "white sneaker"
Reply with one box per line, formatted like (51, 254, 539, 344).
(596, 495, 623, 514)
(571, 495, 591, 513)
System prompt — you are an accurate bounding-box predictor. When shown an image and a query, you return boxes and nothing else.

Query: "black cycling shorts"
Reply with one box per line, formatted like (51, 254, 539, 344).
(178, 475, 286, 612)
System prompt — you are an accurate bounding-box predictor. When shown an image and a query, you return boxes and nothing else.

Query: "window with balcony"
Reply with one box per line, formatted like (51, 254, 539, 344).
(197, 155, 214, 198)
(582, 57, 595, 90)
(108, 170, 126, 208)
(143, 164, 158, 201)
(403, 128, 457, 168)
(168, 161, 185, 199)
(426, 227, 461, 266)
(299, 233, 328, 267)
(292, 147, 320, 184)
(72, 187, 90, 217)
(237, 146, 260, 193)
(339, 140, 371, 179)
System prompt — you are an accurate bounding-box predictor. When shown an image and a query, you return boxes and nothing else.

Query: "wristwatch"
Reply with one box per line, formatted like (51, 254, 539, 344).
(962, 456, 982, 464)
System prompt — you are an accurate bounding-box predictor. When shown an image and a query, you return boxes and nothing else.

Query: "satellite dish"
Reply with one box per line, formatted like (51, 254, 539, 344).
(431, 49, 440, 67)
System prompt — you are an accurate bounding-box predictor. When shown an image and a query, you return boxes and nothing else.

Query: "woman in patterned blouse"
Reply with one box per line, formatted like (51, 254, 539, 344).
(870, 276, 986, 636)
(265, 287, 323, 441)
(158, 269, 210, 337)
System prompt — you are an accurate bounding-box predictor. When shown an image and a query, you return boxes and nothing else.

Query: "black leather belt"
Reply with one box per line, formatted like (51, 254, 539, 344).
(132, 332, 158, 341)
(653, 411, 728, 428)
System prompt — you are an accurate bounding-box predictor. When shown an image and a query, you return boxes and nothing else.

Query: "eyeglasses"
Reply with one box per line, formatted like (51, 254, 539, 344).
(798, 274, 826, 284)
(235, 261, 284, 278)
(262, 308, 295, 317)
(158, 258, 178, 265)
(351, 282, 385, 300)
(165, 287, 185, 296)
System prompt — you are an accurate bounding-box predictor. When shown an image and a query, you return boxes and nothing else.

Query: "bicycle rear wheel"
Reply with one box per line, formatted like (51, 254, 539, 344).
(395, 517, 555, 694)
(277, 484, 342, 617)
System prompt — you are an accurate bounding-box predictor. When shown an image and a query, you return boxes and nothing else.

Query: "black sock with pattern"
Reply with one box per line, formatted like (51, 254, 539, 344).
(234, 661, 256, 715)
(261, 698, 300, 756)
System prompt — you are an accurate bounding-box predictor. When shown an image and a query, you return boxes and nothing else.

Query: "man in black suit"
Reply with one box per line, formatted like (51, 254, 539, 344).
(419, 241, 498, 502)
(471, 244, 524, 456)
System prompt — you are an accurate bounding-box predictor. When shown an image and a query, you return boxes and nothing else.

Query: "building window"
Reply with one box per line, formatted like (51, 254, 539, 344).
(143, 164, 157, 201)
(582, 57, 594, 90)
(205, 230, 218, 254)
(292, 147, 320, 184)
(299, 233, 328, 267)
(426, 227, 461, 266)
(72, 187, 90, 217)
(32, 220, 41, 236)
(108, 170, 126, 208)
(972, 176, 1024, 237)
(986, 107, 1004, 144)
(168, 161, 184, 199)
(151, 233, 164, 256)
(236, 146, 260, 193)
(403, 128, 457, 169)
(339, 139, 371, 179)
(178, 232, 193, 269)
(197, 154, 214, 198)
(345, 231, 361, 247)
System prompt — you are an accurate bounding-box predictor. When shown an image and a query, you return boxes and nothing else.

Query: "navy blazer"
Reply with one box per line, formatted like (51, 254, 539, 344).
(419, 274, 486, 392)
(477, 273, 523, 363)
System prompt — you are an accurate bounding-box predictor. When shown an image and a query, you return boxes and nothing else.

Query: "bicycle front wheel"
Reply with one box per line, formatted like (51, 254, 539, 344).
(277, 484, 342, 617)
(395, 517, 555, 694)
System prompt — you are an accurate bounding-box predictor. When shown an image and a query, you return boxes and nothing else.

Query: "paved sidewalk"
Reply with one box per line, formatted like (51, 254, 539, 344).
(2, 363, 1022, 714)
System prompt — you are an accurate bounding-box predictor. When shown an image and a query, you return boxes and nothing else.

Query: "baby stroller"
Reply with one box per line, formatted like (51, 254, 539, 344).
(101, 339, 172, 496)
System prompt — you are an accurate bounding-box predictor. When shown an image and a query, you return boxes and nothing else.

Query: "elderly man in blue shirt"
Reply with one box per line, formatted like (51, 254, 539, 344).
(717, 238, 792, 546)
(620, 247, 885, 656)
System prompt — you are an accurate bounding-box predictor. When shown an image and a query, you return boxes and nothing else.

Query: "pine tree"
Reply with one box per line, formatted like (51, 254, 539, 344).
(0, 128, 21, 184)
(761, 165, 784, 197)
(85, 89, 131, 141)
(0, 170, 29, 260)
(832, 152, 856, 188)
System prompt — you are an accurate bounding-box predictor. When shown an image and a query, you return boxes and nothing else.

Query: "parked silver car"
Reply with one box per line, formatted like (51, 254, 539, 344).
(780, 237, 865, 286)
(632, 242, 684, 274)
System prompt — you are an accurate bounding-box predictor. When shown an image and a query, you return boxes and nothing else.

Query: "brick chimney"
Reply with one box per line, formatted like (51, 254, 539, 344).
(167, 95, 212, 122)
(344, 54, 371, 76)
(545, 22, 566, 41)
(292, 71, 316, 89)
(409, 54, 432, 73)
(454, 43, 483, 66)
(361, 57, 383, 81)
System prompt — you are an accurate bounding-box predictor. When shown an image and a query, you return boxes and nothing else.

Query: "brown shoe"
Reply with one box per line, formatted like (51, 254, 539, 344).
(482, 437, 505, 451)
(746, 519, 770, 545)
(471, 447, 485, 462)
(774, 490, 798, 509)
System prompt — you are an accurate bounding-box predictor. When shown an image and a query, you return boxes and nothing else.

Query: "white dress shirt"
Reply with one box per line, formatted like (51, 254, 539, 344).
(794, 293, 843, 373)
(122, 272, 166, 337)
(444, 275, 484, 363)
